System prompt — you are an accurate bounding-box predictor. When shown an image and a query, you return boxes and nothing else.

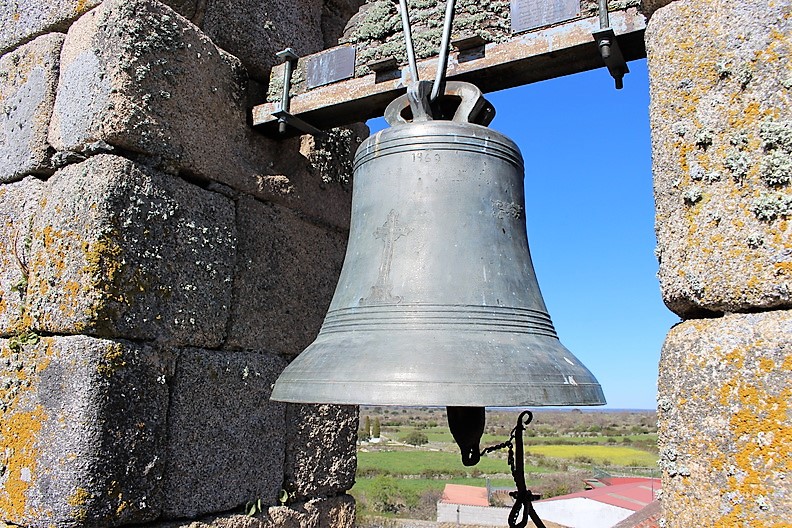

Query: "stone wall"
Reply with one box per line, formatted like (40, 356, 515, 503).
(0, 0, 365, 526)
(3, 0, 790, 527)
(646, 0, 791, 525)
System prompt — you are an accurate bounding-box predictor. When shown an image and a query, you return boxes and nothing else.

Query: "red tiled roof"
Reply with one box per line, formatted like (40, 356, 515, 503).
(538, 478, 661, 512)
(599, 477, 656, 487)
(612, 500, 662, 528)
(440, 484, 490, 507)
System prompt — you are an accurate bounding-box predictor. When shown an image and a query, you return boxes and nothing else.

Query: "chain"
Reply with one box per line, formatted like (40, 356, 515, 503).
(480, 440, 512, 456)
(478, 411, 547, 528)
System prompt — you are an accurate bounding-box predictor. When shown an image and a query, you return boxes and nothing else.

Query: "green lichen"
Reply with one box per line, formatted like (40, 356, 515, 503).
(724, 150, 749, 183)
(307, 127, 360, 185)
(759, 119, 792, 151)
(716, 58, 731, 79)
(694, 128, 713, 149)
(735, 63, 753, 89)
(7, 331, 39, 355)
(729, 132, 749, 149)
(682, 187, 703, 205)
(351, 1, 399, 42)
(746, 234, 764, 249)
(267, 63, 306, 104)
(341, 0, 511, 78)
(751, 192, 792, 222)
(757, 119, 792, 187)
(759, 151, 791, 187)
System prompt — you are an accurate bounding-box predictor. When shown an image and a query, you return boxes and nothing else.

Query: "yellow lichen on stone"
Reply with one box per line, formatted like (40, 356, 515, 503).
(0, 339, 54, 521)
(97, 343, 126, 377)
(0, 407, 45, 519)
(711, 342, 791, 525)
(66, 487, 91, 523)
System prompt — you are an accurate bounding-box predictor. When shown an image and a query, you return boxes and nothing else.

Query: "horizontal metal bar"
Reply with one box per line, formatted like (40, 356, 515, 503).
(252, 7, 646, 134)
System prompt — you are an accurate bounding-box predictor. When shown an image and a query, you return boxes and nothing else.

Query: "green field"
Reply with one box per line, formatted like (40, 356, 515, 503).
(386, 426, 657, 449)
(352, 475, 518, 496)
(357, 450, 550, 477)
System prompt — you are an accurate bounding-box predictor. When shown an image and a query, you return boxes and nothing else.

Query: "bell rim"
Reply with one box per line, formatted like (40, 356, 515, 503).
(271, 377, 607, 407)
(271, 329, 606, 407)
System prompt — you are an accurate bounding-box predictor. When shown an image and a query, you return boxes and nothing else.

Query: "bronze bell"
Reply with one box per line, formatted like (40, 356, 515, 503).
(271, 82, 605, 464)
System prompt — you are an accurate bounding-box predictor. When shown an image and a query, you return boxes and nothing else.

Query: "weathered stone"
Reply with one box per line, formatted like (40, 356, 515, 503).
(265, 496, 356, 528)
(283, 404, 357, 501)
(226, 196, 347, 357)
(0, 335, 173, 527)
(0, 0, 360, 83)
(162, 349, 288, 519)
(146, 0, 347, 82)
(0, 33, 63, 182)
(200, 0, 324, 83)
(300, 124, 366, 190)
(26, 154, 236, 347)
(657, 311, 792, 526)
(647, 0, 792, 317)
(136, 495, 355, 528)
(0, 177, 43, 335)
(0, 1, 98, 56)
(639, 0, 678, 17)
(47, 0, 249, 176)
(47, 0, 355, 228)
(321, 0, 368, 48)
(305, 0, 514, 86)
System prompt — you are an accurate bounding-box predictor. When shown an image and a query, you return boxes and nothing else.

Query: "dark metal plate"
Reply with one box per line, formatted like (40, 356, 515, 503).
(511, 0, 580, 34)
(306, 46, 356, 90)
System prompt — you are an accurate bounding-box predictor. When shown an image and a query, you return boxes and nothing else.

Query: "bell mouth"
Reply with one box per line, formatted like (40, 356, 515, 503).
(270, 325, 606, 408)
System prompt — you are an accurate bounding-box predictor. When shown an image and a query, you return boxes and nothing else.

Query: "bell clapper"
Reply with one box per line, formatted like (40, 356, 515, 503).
(446, 406, 486, 466)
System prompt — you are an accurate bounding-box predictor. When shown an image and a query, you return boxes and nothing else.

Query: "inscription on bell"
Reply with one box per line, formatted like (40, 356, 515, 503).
(510, 0, 580, 34)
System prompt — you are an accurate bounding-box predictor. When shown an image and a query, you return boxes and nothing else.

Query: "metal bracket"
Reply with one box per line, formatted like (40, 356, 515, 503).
(593, 28, 629, 89)
(593, 0, 629, 89)
(271, 110, 324, 137)
(271, 48, 324, 138)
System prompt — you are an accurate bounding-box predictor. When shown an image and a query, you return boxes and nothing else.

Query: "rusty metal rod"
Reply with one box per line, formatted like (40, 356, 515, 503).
(599, 0, 610, 28)
(430, 0, 456, 101)
(398, 0, 420, 84)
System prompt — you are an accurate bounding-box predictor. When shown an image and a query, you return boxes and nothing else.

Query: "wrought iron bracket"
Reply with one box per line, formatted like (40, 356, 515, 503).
(269, 48, 324, 139)
(593, 28, 629, 90)
(593, 0, 629, 89)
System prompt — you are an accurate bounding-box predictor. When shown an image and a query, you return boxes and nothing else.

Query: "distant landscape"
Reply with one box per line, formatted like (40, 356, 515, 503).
(351, 407, 659, 525)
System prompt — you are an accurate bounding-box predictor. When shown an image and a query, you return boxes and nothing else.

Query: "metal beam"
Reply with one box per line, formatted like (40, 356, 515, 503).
(252, 7, 646, 135)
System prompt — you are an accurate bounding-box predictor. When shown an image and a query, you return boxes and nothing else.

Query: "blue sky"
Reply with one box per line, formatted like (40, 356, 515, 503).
(368, 58, 679, 410)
